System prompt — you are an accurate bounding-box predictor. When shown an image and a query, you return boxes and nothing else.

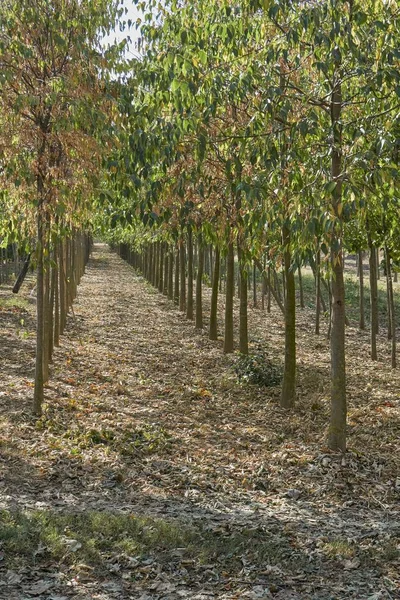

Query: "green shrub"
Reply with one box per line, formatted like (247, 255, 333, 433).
(234, 347, 282, 387)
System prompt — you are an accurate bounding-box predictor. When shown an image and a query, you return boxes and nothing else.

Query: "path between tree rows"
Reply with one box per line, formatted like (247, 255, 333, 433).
(0, 244, 399, 600)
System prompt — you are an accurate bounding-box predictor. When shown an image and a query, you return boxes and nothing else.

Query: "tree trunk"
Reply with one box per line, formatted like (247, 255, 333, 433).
(358, 250, 365, 330)
(327, 67, 346, 452)
(54, 249, 60, 347)
(43, 220, 51, 384)
(209, 245, 214, 287)
(195, 233, 204, 329)
(224, 242, 234, 353)
(33, 203, 45, 416)
(238, 244, 248, 354)
(385, 248, 396, 368)
(298, 263, 304, 309)
(315, 249, 321, 335)
(174, 245, 180, 305)
(281, 226, 296, 408)
(209, 245, 220, 340)
(179, 238, 186, 312)
(163, 244, 169, 295)
(253, 262, 257, 307)
(368, 240, 378, 360)
(49, 255, 56, 363)
(59, 240, 66, 335)
(186, 227, 194, 320)
(158, 241, 164, 293)
(168, 247, 174, 300)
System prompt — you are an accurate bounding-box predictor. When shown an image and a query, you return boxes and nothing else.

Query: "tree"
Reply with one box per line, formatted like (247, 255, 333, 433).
(0, 0, 119, 415)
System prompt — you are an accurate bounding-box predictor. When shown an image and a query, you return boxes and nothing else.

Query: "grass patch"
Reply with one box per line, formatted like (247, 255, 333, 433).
(0, 296, 30, 311)
(295, 270, 398, 328)
(35, 415, 173, 457)
(0, 509, 297, 572)
(322, 538, 356, 559)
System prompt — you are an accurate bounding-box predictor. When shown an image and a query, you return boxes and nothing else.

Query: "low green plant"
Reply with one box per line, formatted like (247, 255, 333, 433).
(234, 347, 283, 387)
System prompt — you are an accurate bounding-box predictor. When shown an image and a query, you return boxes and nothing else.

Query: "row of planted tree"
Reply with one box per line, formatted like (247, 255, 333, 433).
(1, 0, 399, 455)
(7, 228, 92, 415)
(0, 1, 122, 414)
(31, 229, 92, 415)
(101, 0, 399, 454)
(114, 226, 398, 387)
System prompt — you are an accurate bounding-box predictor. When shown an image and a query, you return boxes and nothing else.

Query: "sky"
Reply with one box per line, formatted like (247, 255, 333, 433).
(101, 1, 144, 59)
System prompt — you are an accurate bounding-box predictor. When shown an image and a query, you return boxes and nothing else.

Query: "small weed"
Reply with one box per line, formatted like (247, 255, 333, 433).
(322, 538, 355, 559)
(381, 541, 400, 561)
(234, 346, 282, 387)
(120, 424, 172, 456)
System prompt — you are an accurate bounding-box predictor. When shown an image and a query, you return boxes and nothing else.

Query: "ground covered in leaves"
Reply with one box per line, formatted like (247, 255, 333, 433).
(0, 244, 399, 600)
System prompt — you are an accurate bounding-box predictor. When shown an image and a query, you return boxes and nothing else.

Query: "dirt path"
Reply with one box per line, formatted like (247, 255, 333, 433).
(0, 244, 399, 599)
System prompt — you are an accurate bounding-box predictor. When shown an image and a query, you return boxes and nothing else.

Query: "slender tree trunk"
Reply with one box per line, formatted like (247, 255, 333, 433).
(43, 219, 51, 384)
(238, 244, 248, 354)
(298, 263, 304, 309)
(59, 240, 66, 335)
(209, 245, 214, 287)
(179, 238, 186, 312)
(163, 244, 169, 295)
(376, 248, 380, 280)
(49, 255, 56, 364)
(195, 233, 204, 329)
(33, 199, 45, 416)
(158, 242, 164, 293)
(154, 241, 160, 288)
(358, 250, 365, 330)
(368, 240, 378, 360)
(273, 270, 283, 307)
(385, 250, 392, 341)
(253, 262, 257, 307)
(186, 227, 194, 320)
(209, 246, 220, 340)
(315, 249, 321, 335)
(385, 248, 396, 368)
(281, 226, 296, 408)
(168, 247, 174, 300)
(224, 242, 234, 353)
(267, 265, 271, 312)
(54, 249, 60, 347)
(174, 245, 180, 305)
(327, 66, 346, 452)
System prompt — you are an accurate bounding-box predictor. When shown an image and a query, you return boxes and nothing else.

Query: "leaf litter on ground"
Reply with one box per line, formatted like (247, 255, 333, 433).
(0, 244, 399, 599)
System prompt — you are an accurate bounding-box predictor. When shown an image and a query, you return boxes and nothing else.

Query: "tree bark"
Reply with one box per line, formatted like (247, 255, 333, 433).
(195, 233, 204, 328)
(209, 245, 220, 340)
(385, 249, 396, 368)
(281, 226, 296, 408)
(174, 245, 180, 305)
(358, 250, 365, 330)
(327, 64, 346, 452)
(253, 262, 257, 307)
(368, 240, 378, 360)
(186, 226, 194, 320)
(315, 249, 321, 335)
(33, 197, 45, 416)
(168, 247, 174, 300)
(238, 244, 248, 354)
(179, 238, 186, 312)
(224, 242, 234, 353)
(54, 248, 60, 347)
(298, 263, 304, 309)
